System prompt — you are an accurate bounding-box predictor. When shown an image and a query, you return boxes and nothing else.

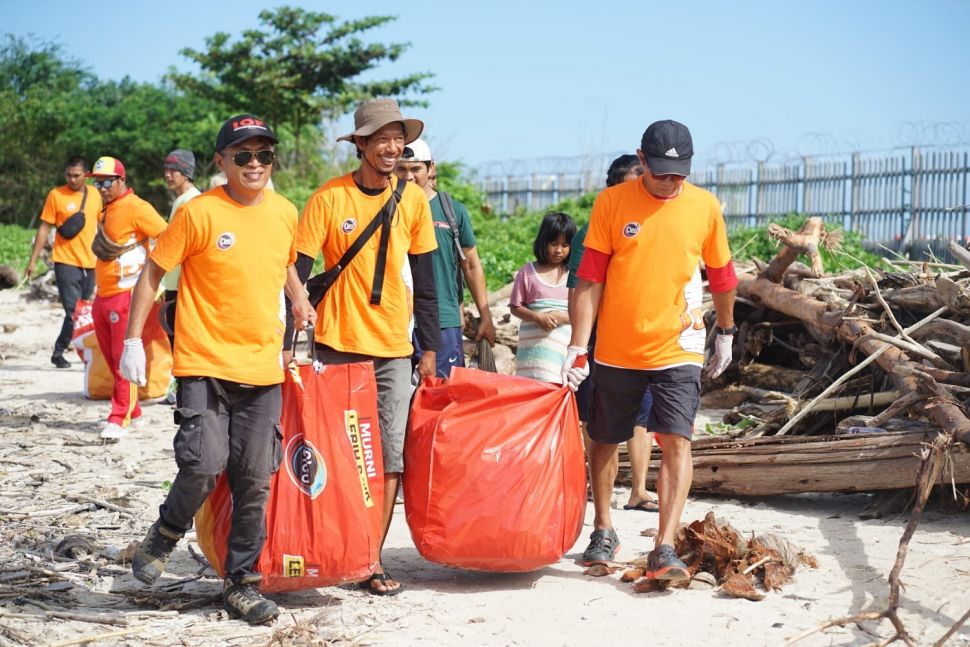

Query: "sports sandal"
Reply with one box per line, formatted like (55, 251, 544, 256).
(645, 544, 690, 581)
(581, 528, 620, 565)
(360, 571, 404, 596)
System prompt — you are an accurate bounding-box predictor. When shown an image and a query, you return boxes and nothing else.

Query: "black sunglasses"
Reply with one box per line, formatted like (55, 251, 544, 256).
(93, 177, 120, 189)
(230, 150, 276, 166)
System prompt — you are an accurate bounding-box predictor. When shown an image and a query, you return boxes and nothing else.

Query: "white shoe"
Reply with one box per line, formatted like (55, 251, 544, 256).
(100, 423, 131, 440)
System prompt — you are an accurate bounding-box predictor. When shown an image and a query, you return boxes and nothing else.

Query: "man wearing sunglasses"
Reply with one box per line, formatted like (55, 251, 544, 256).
(563, 120, 738, 582)
(24, 156, 103, 369)
(119, 114, 314, 625)
(89, 157, 168, 441)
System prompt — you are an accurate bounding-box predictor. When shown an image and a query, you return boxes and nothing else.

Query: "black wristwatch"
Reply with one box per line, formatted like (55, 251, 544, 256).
(715, 325, 738, 336)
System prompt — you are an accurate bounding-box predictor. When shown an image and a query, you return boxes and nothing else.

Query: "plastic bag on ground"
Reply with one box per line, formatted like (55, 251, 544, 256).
(405, 367, 586, 572)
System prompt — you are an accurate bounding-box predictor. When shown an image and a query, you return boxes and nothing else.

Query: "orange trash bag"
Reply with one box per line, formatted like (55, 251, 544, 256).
(195, 358, 385, 593)
(404, 367, 586, 572)
(71, 298, 173, 400)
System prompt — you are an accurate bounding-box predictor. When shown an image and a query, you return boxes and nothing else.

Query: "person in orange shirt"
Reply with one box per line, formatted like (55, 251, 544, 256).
(291, 98, 439, 596)
(89, 157, 168, 440)
(24, 156, 103, 368)
(564, 120, 738, 581)
(119, 115, 314, 624)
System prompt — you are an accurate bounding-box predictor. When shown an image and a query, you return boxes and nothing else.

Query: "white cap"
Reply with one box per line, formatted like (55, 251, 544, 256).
(402, 138, 433, 162)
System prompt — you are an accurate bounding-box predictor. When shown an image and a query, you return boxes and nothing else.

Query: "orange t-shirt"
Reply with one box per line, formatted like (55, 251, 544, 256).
(584, 180, 732, 370)
(151, 187, 298, 386)
(296, 174, 437, 357)
(39, 184, 103, 268)
(94, 191, 168, 297)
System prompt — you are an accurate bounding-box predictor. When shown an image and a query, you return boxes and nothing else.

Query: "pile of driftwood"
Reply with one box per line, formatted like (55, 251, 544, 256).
(627, 217, 970, 501)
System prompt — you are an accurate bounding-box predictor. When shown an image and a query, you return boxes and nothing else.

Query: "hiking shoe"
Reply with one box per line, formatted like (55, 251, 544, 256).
(224, 579, 279, 624)
(131, 521, 180, 585)
(582, 528, 620, 565)
(100, 423, 130, 440)
(51, 354, 70, 369)
(645, 544, 690, 582)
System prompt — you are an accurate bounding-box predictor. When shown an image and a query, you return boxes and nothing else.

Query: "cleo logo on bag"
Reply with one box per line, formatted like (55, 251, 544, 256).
(345, 410, 377, 508)
(284, 434, 327, 499)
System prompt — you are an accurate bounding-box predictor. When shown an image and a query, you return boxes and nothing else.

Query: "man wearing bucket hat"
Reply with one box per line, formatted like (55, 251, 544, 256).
(291, 98, 439, 596)
(89, 156, 168, 441)
(563, 120, 737, 581)
(24, 156, 103, 369)
(120, 114, 315, 624)
(394, 138, 496, 377)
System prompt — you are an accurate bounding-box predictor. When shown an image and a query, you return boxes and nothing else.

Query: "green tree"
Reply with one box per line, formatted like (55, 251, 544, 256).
(168, 5, 436, 166)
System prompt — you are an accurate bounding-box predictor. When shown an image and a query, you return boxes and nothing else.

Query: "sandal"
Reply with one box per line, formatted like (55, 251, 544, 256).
(360, 571, 404, 596)
(623, 499, 660, 512)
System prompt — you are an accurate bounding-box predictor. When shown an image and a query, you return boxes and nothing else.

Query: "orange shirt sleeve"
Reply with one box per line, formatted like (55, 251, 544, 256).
(701, 198, 732, 269)
(286, 207, 298, 266)
(583, 190, 614, 257)
(408, 196, 437, 255)
(151, 205, 197, 272)
(296, 191, 329, 258)
(136, 202, 168, 240)
(39, 190, 58, 226)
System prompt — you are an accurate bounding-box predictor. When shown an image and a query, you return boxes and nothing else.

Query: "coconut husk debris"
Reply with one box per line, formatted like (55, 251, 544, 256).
(584, 511, 817, 601)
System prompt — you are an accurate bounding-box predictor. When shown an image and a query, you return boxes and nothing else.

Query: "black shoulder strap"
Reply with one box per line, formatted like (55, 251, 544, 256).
(79, 185, 88, 212)
(306, 179, 404, 307)
(437, 191, 466, 261)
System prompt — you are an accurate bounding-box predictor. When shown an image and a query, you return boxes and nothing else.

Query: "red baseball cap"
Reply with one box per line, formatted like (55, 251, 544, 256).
(90, 156, 126, 178)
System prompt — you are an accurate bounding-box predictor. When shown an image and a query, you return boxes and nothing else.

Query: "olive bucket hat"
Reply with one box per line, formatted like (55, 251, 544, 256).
(337, 98, 424, 144)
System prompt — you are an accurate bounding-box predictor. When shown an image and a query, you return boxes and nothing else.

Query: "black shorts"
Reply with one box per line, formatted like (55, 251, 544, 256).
(587, 364, 701, 443)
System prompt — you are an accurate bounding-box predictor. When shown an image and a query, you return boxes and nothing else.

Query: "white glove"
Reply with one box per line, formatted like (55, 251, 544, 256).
(120, 338, 147, 386)
(705, 333, 734, 379)
(560, 346, 590, 391)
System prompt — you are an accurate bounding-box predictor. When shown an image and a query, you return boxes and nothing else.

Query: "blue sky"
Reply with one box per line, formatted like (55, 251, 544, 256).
(8, 1, 970, 172)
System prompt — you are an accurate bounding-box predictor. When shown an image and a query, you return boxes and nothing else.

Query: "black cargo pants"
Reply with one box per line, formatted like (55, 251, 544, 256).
(156, 377, 283, 583)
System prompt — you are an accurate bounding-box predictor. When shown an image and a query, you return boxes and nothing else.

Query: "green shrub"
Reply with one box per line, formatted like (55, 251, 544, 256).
(0, 223, 45, 275)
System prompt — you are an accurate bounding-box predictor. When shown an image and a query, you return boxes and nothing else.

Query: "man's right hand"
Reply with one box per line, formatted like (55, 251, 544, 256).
(23, 261, 35, 280)
(560, 346, 589, 391)
(120, 338, 147, 386)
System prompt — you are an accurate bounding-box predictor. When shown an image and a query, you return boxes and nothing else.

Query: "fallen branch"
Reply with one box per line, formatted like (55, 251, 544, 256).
(47, 626, 147, 647)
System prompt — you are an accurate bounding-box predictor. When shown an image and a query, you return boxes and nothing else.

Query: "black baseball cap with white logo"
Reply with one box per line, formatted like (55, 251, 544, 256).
(215, 114, 279, 152)
(640, 119, 693, 176)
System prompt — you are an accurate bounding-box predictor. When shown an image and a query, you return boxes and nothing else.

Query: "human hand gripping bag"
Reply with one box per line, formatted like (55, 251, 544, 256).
(195, 358, 385, 593)
(405, 367, 586, 571)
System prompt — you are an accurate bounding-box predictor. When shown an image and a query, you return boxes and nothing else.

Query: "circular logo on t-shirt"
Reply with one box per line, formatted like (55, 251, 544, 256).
(66, 202, 77, 212)
(216, 232, 235, 250)
(341, 218, 357, 234)
(623, 222, 641, 238)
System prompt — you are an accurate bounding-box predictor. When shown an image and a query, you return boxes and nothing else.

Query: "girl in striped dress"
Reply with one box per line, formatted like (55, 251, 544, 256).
(509, 211, 577, 383)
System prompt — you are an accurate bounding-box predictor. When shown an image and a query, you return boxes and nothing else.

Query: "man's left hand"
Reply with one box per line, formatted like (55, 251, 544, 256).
(705, 333, 734, 379)
(475, 316, 496, 346)
(417, 351, 437, 379)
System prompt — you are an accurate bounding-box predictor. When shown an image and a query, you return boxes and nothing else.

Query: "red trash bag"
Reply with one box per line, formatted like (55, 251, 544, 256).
(195, 359, 385, 593)
(405, 367, 586, 572)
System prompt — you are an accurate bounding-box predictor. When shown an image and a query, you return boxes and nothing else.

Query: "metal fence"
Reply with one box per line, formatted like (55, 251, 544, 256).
(479, 147, 970, 262)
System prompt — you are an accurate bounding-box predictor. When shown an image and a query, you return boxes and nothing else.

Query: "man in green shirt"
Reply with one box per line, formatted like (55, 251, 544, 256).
(394, 138, 495, 376)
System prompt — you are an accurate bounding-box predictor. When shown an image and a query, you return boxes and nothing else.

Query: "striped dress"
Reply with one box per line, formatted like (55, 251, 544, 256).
(509, 262, 572, 383)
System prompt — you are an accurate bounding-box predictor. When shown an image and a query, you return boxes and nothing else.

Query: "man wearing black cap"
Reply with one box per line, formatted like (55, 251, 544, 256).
(563, 120, 737, 581)
(120, 114, 315, 623)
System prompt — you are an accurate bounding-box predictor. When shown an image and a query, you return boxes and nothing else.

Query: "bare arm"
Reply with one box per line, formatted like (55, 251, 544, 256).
(125, 260, 166, 339)
(24, 222, 52, 278)
(460, 246, 495, 344)
(284, 265, 315, 331)
(568, 279, 604, 349)
(711, 288, 736, 329)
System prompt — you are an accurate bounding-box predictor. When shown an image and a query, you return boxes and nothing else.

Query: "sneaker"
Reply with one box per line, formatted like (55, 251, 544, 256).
(100, 423, 130, 440)
(645, 543, 690, 582)
(51, 354, 70, 369)
(581, 528, 620, 565)
(132, 521, 181, 585)
(223, 579, 279, 624)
